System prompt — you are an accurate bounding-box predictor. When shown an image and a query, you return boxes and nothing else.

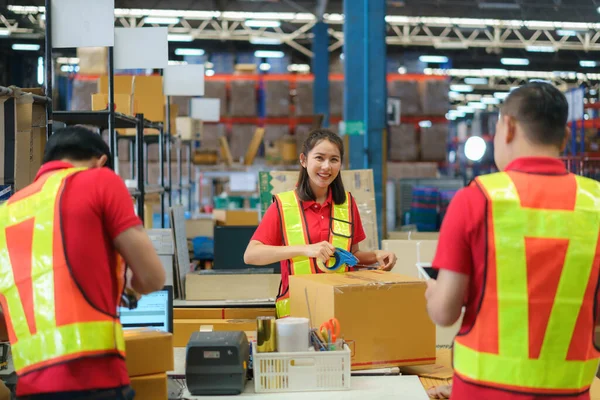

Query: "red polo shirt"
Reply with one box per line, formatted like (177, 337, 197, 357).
(433, 157, 591, 400)
(251, 190, 366, 298)
(16, 161, 142, 396)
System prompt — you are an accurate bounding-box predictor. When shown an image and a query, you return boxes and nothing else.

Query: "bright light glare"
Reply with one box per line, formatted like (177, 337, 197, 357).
(465, 136, 487, 162)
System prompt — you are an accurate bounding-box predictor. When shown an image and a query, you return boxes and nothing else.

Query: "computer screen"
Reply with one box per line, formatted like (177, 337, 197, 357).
(213, 225, 280, 272)
(119, 286, 173, 333)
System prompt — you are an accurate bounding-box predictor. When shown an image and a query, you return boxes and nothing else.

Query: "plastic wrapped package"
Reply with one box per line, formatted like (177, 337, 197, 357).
(258, 170, 378, 251)
(389, 124, 418, 161)
(419, 80, 450, 116)
(70, 79, 97, 111)
(230, 124, 258, 161)
(329, 80, 344, 116)
(420, 124, 449, 161)
(388, 80, 421, 116)
(230, 80, 257, 117)
(264, 80, 290, 117)
(295, 80, 314, 117)
(204, 80, 227, 116)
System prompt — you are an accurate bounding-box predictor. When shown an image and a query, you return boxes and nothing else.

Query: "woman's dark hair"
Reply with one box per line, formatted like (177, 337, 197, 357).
(43, 126, 113, 169)
(296, 128, 346, 204)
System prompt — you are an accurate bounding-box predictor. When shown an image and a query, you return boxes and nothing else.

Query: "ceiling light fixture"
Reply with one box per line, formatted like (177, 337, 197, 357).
(245, 19, 281, 28)
(501, 58, 530, 66)
(419, 55, 449, 63)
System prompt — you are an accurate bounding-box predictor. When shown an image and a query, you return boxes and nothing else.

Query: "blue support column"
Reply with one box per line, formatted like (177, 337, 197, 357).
(343, 0, 387, 244)
(312, 21, 330, 126)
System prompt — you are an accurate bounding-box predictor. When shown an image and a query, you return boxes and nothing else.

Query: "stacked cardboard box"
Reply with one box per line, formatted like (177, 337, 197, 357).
(204, 80, 227, 116)
(329, 80, 344, 117)
(176, 117, 203, 141)
(295, 124, 312, 151)
(388, 124, 418, 161)
(230, 124, 257, 161)
(0, 88, 47, 191)
(230, 80, 257, 117)
(295, 80, 314, 117)
(125, 330, 173, 400)
(420, 124, 448, 161)
(264, 80, 290, 117)
(389, 80, 421, 116)
(420, 80, 450, 116)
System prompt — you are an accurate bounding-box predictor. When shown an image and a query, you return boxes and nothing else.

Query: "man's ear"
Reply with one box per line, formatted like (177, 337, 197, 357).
(97, 154, 109, 168)
(560, 125, 570, 152)
(505, 115, 517, 144)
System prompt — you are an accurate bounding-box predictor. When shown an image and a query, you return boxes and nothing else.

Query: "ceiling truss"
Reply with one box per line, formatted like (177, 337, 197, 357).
(4, 6, 600, 54)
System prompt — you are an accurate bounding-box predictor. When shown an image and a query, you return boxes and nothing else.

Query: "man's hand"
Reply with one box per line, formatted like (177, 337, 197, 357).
(373, 250, 397, 271)
(424, 269, 468, 327)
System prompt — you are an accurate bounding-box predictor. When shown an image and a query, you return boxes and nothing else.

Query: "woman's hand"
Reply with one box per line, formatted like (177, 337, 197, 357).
(373, 250, 397, 271)
(305, 241, 335, 264)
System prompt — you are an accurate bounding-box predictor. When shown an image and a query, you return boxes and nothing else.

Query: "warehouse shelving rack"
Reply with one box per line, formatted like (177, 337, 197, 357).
(42, 0, 173, 226)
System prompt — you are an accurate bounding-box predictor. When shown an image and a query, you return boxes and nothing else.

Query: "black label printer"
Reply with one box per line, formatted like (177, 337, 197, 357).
(185, 331, 250, 396)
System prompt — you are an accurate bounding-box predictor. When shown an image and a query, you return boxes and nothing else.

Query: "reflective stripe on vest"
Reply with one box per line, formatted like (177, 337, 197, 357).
(0, 168, 126, 375)
(454, 171, 600, 393)
(275, 190, 353, 318)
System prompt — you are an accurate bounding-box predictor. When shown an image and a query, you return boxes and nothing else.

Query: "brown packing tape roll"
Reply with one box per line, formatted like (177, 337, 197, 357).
(256, 316, 277, 353)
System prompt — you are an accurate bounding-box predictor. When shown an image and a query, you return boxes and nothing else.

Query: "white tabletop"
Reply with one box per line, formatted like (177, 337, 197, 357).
(181, 376, 429, 399)
(171, 348, 428, 399)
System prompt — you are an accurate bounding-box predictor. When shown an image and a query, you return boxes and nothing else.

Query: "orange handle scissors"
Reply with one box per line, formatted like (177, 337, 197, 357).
(319, 318, 341, 343)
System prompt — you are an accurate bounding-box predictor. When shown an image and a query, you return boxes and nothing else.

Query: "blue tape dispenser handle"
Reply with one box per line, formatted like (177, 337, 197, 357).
(317, 248, 359, 273)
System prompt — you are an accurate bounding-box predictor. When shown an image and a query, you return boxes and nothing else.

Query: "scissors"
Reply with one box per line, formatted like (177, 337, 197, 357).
(320, 317, 341, 343)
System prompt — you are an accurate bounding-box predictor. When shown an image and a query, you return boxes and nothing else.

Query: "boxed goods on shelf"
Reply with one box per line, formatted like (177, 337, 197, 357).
(77, 47, 108, 75)
(295, 80, 314, 117)
(420, 123, 449, 162)
(264, 80, 290, 117)
(388, 124, 418, 162)
(388, 80, 421, 116)
(204, 80, 227, 116)
(419, 80, 450, 116)
(230, 80, 257, 117)
(171, 96, 192, 116)
(230, 124, 258, 161)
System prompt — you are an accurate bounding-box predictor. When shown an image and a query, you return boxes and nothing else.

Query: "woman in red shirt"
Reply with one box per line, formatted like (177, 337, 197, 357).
(244, 129, 396, 317)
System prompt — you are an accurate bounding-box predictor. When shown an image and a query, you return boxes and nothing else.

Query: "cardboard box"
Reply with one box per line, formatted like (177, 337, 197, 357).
(124, 329, 174, 377)
(91, 93, 133, 115)
(129, 373, 168, 400)
(213, 209, 259, 226)
(77, 47, 108, 75)
(97, 75, 134, 95)
(289, 271, 436, 370)
(185, 217, 214, 238)
(171, 96, 191, 116)
(135, 95, 165, 124)
(24, 88, 47, 185)
(173, 319, 257, 347)
(133, 75, 163, 97)
(177, 117, 203, 141)
(185, 273, 280, 301)
(259, 170, 379, 251)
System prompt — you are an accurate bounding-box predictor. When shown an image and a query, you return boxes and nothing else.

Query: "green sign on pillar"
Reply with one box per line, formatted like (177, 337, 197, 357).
(343, 120, 365, 136)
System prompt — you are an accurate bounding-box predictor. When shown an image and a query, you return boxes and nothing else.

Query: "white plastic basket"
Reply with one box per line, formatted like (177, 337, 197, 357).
(252, 341, 352, 393)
